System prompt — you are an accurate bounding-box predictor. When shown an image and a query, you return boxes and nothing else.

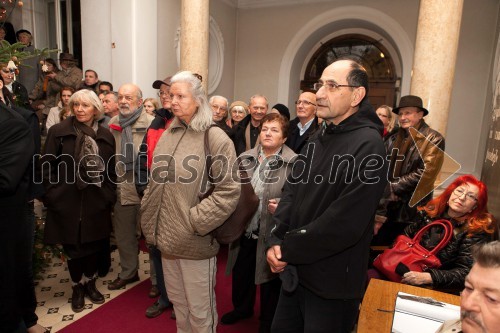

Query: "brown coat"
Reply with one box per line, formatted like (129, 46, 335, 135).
(140, 118, 240, 260)
(41, 117, 117, 245)
(226, 144, 297, 284)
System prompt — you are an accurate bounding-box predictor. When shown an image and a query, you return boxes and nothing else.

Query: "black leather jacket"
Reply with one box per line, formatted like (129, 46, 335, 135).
(404, 211, 495, 293)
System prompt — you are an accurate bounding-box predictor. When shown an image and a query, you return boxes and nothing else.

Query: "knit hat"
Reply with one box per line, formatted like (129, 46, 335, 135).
(272, 103, 290, 120)
(229, 101, 249, 114)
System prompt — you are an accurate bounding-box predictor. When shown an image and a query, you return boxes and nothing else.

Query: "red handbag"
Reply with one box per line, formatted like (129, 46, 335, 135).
(373, 219, 453, 282)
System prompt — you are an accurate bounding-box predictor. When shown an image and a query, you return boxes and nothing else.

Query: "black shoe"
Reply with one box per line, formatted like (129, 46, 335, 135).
(71, 283, 85, 313)
(85, 278, 105, 304)
(221, 310, 253, 325)
(107, 273, 139, 290)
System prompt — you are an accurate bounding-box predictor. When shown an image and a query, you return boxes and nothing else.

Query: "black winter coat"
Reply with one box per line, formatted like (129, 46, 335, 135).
(41, 117, 117, 245)
(404, 210, 495, 293)
(231, 114, 253, 156)
(0, 104, 36, 332)
(268, 100, 388, 299)
(285, 117, 319, 154)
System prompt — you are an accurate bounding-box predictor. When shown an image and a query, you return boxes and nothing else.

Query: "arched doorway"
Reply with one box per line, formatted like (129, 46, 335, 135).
(301, 34, 398, 109)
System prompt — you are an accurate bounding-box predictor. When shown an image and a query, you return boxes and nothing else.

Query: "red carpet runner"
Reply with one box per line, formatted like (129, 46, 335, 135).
(59, 246, 260, 333)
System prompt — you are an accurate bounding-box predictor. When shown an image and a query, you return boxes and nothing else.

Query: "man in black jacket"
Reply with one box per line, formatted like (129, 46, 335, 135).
(0, 103, 38, 332)
(285, 91, 319, 154)
(266, 59, 388, 333)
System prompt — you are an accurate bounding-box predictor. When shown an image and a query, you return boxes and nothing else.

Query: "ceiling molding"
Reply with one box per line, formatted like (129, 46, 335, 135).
(237, 0, 334, 9)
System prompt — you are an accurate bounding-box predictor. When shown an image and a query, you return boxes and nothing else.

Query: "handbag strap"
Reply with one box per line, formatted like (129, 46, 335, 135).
(413, 219, 454, 256)
(203, 127, 214, 183)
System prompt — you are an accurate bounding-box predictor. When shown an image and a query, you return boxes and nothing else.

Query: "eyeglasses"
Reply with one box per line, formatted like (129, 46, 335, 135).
(211, 104, 227, 111)
(313, 81, 360, 91)
(157, 91, 171, 98)
(453, 187, 478, 202)
(295, 100, 316, 107)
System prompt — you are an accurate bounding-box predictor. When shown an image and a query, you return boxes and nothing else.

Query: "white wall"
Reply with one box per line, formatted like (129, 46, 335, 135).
(447, 0, 500, 177)
(233, 0, 419, 105)
(208, 0, 238, 100)
(156, 1, 181, 84)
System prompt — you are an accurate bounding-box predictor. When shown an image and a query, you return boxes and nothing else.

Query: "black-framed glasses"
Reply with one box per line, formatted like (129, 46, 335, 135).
(313, 81, 360, 91)
(453, 187, 478, 202)
(295, 100, 316, 107)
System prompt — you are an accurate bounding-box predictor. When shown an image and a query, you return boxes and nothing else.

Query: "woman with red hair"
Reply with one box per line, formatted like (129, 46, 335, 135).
(375, 175, 497, 293)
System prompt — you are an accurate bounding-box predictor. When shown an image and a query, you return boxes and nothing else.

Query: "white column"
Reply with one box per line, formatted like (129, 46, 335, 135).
(180, 0, 209, 92)
(411, 0, 464, 137)
(81, 0, 157, 98)
(81, 0, 112, 82)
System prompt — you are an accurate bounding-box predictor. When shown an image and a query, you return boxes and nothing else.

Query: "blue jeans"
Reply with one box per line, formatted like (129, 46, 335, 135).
(148, 245, 170, 307)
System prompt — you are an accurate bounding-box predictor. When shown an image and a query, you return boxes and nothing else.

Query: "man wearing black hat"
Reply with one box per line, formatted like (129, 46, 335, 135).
(374, 94, 445, 245)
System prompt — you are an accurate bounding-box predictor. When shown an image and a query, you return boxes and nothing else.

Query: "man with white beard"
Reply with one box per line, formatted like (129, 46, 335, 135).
(107, 83, 154, 290)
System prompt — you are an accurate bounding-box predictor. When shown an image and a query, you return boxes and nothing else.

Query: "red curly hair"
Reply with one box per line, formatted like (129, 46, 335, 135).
(418, 175, 496, 237)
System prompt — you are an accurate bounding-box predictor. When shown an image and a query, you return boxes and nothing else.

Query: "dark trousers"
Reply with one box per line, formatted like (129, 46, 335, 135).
(148, 245, 170, 307)
(66, 253, 99, 283)
(271, 285, 360, 333)
(231, 236, 281, 332)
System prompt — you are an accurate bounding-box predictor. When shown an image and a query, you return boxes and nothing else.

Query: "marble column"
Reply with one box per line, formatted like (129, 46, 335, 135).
(411, 0, 464, 137)
(180, 0, 209, 92)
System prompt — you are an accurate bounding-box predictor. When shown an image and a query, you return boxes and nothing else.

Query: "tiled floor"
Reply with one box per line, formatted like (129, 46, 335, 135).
(34, 248, 151, 332)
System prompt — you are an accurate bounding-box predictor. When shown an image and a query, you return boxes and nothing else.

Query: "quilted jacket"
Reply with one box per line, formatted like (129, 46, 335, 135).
(140, 118, 240, 259)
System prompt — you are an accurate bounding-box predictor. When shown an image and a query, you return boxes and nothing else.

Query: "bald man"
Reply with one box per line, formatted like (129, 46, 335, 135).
(285, 91, 319, 153)
(107, 83, 154, 290)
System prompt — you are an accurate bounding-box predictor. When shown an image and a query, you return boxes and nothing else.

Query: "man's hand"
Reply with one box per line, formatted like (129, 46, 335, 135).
(267, 245, 287, 273)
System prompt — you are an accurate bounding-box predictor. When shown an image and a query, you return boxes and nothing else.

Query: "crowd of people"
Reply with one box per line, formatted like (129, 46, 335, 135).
(1, 34, 499, 333)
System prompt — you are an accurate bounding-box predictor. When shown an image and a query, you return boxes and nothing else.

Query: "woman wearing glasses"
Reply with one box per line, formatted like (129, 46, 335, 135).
(372, 175, 497, 293)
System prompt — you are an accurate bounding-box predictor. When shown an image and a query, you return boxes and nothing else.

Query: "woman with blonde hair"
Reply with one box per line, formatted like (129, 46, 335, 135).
(376, 104, 397, 137)
(41, 89, 116, 312)
(143, 97, 159, 116)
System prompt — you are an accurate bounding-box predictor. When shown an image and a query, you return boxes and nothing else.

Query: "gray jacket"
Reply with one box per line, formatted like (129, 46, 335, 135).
(226, 144, 297, 284)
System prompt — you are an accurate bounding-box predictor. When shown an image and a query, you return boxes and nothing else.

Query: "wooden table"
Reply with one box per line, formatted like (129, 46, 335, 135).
(357, 279, 461, 333)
